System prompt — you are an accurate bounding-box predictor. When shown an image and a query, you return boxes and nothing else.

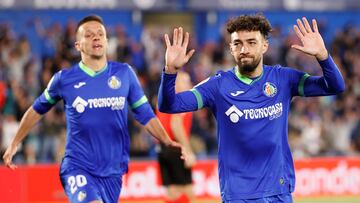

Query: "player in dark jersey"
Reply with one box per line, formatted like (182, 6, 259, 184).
(156, 71, 196, 203)
(3, 15, 184, 203)
(158, 14, 345, 202)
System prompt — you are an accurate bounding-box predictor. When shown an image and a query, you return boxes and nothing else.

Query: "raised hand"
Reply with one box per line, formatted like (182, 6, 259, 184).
(292, 17, 328, 61)
(164, 27, 195, 74)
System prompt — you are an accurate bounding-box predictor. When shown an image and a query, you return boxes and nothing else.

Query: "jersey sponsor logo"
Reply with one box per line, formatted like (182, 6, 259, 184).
(225, 105, 243, 123)
(108, 76, 121, 89)
(243, 102, 283, 120)
(225, 102, 283, 122)
(72, 96, 88, 113)
(263, 82, 277, 97)
(230, 90, 245, 96)
(72, 96, 125, 113)
(88, 97, 125, 110)
(74, 82, 86, 89)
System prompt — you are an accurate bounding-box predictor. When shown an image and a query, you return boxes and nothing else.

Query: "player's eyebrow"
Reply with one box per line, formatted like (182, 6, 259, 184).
(84, 29, 104, 35)
(247, 38, 257, 41)
(232, 38, 257, 43)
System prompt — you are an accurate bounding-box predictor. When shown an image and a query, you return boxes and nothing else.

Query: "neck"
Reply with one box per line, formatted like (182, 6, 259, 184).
(238, 61, 263, 78)
(81, 55, 107, 72)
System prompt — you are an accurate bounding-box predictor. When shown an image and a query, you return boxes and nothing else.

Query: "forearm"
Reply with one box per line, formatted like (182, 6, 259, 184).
(10, 107, 42, 147)
(144, 117, 172, 146)
(304, 55, 345, 96)
(158, 72, 198, 113)
(171, 116, 192, 152)
(158, 72, 176, 112)
(318, 55, 345, 93)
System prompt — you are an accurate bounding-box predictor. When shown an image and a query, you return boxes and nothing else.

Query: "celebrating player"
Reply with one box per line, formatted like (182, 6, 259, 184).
(158, 14, 345, 202)
(3, 15, 184, 203)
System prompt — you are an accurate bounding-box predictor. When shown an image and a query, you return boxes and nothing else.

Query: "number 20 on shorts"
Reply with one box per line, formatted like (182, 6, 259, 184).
(67, 175, 88, 194)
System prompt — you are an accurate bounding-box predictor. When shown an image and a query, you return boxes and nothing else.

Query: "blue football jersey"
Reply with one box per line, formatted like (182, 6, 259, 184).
(191, 65, 306, 200)
(33, 61, 155, 177)
(158, 56, 344, 201)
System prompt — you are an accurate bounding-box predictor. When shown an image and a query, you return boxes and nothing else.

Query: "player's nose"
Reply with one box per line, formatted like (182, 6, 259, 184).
(240, 45, 249, 54)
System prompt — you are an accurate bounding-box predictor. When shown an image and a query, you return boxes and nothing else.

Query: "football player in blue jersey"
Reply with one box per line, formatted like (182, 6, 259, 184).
(158, 14, 345, 202)
(3, 15, 184, 203)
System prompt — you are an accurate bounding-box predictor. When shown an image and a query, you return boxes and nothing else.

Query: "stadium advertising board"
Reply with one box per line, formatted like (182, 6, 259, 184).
(0, 158, 359, 202)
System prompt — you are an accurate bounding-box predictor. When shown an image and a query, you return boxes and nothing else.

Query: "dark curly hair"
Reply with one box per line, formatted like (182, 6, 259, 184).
(226, 14, 272, 39)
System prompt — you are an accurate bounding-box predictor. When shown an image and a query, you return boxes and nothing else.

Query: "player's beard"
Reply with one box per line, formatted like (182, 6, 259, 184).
(237, 55, 261, 73)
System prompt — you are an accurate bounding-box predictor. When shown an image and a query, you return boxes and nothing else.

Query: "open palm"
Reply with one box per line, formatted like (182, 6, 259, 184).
(164, 27, 195, 73)
(292, 17, 328, 60)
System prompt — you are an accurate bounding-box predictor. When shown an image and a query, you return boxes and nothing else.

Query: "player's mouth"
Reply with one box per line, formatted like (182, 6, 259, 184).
(240, 57, 253, 62)
(93, 44, 103, 50)
(239, 54, 253, 60)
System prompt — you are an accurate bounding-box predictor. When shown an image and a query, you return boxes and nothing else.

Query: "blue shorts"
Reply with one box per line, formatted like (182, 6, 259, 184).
(223, 193, 293, 203)
(60, 168, 122, 203)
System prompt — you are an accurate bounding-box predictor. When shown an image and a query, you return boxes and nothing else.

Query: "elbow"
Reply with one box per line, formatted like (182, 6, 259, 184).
(157, 98, 167, 113)
(158, 103, 172, 113)
(326, 77, 345, 94)
(158, 103, 178, 113)
(338, 83, 346, 94)
(158, 105, 169, 113)
(335, 80, 346, 94)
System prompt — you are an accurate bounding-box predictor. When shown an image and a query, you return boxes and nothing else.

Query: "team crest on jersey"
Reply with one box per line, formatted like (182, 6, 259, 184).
(263, 82, 277, 97)
(108, 76, 121, 89)
(77, 190, 86, 202)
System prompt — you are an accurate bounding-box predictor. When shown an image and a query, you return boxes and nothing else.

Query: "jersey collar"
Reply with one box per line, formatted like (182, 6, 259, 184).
(234, 66, 263, 85)
(79, 61, 108, 77)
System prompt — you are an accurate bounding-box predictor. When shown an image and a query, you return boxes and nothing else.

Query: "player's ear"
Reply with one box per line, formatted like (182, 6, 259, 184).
(262, 39, 269, 54)
(75, 41, 81, 51)
(229, 42, 235, 56)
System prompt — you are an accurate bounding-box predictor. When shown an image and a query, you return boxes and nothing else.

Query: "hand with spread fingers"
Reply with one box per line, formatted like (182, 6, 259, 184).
(164, 27, 195, 74)
(292, 17, 328, 61)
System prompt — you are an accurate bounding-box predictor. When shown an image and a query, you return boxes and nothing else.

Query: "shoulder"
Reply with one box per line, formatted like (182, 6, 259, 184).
(108, 61, 134, 74)
(57, 63, 79, 78)
(264, 64, 299, 76)
(55, 63, 86, 82)
(264, 64, 285, 71)
(195, 68, 233, 87)
(209, 68, 232, 81)
(211, 67, 236, 83)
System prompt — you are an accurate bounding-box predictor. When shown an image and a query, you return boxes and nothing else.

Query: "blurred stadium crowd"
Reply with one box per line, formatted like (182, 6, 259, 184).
(0, 15, 359, 165)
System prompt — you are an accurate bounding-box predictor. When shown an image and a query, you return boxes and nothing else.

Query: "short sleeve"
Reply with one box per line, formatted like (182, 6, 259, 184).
(126, 65, 155, 125)
(33, 71, 62, 114)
